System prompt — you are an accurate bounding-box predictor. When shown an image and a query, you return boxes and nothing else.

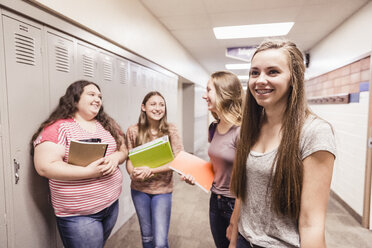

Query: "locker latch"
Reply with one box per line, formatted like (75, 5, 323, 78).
(13, 159, 20, 184)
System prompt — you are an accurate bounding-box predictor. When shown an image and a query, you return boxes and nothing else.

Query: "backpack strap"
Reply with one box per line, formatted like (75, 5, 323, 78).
(208, 121, 218, 143)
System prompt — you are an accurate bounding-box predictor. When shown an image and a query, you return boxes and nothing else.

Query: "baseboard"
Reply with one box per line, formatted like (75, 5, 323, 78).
(330, 190, 362, 224)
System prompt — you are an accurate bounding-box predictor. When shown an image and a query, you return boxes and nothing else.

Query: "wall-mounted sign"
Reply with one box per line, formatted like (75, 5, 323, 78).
(226, 46, 257, 62)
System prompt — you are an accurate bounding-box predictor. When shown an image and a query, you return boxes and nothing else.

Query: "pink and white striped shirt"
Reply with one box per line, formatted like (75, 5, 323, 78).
(34, 118, 122, 217)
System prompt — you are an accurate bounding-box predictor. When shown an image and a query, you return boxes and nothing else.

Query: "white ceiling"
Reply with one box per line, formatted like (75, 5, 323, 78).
(140, 0, 370, 79)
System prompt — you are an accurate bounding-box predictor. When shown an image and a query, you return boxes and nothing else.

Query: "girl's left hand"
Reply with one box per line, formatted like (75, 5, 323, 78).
(180, 174, 195, 185)
(99, 155, 119, 176)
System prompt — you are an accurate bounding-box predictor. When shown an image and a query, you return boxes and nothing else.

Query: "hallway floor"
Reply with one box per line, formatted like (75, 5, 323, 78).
(106, 179, 372, 248)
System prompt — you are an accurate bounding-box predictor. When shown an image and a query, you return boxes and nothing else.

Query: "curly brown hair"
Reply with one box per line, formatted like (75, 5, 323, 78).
(30, 80, 123, 155)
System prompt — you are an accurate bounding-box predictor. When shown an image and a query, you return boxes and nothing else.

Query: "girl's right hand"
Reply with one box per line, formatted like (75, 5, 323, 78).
(86, 157, 105, 177)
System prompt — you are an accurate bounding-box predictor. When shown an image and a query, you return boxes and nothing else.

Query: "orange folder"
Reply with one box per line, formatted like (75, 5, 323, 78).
(169, 151, 214, 193)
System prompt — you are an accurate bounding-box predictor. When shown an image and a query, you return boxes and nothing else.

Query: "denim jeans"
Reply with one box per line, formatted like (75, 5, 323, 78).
(237, 233, 265, 248)
(131, 189, 172, 248)
(209, 192, 235, 248)
(56, 200, 119, 248)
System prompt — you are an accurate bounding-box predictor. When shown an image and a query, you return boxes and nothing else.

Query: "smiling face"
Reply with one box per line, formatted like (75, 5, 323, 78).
(76, 84, 102, 119)
(202, 79, 217, 112)
(141, 94, 166, 122)
(248, 48, 291, 112)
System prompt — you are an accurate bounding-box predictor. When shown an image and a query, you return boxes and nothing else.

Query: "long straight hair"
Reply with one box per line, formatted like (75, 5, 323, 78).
(30, 80, 123, 155)
(210, 71, 244, 126)
(230, 39, 310, 220)
(136, 91, 170, 146)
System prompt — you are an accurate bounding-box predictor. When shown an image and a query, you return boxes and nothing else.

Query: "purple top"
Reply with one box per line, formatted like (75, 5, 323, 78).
(208, 125, 240, 198)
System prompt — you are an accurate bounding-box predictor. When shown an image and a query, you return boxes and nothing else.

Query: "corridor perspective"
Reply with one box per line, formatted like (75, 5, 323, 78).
(1, 0, 372, 247)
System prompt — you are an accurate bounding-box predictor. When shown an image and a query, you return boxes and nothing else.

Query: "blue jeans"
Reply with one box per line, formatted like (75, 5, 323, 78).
(131, 189, 172, 248)
(56, 200, 119, 248)
(209, 192, 235, 248)
(237, 233, 265, 248)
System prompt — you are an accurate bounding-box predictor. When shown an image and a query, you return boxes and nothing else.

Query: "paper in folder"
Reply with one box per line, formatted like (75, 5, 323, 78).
(128, 135, 174, 168)
(169, 151, 214, 193)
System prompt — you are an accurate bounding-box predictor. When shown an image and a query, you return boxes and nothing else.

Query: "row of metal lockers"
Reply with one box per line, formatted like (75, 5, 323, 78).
(0, 9, 178, 247)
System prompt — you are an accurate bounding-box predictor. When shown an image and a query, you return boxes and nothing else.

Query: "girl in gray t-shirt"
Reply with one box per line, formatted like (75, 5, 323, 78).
(229, 39, 336, 248)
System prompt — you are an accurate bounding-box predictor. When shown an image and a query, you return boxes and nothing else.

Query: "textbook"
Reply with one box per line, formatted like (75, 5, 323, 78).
(67, 140, 108, 166)
(169, 151, 214, 193)
(128, 135, 174, 168)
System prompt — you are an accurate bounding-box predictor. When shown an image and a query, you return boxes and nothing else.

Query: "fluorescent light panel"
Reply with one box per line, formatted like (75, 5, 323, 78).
(225, 63, 251, 70)
(214, 22, 294, 39)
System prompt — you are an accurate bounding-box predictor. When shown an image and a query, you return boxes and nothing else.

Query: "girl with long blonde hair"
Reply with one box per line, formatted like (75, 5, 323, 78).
(228, 39, 336, 248)
(185, 71, 244, 248)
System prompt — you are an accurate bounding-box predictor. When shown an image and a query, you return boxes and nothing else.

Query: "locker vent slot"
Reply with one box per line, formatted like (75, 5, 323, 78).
(103, 61, 113, 81)
(131, 71, 137, 87)
(14, 33, 35, 66)
(55, 45, 70, 73)
(119, 63, 128, 84)
(19, 25, 29, 32)
(82, 54, 94, 78)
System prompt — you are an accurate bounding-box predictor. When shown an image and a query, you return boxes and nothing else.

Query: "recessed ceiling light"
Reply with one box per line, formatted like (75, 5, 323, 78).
(225, 63, 251, 70)
(238, 75, 249, 80)
(213, 22, 294, 39)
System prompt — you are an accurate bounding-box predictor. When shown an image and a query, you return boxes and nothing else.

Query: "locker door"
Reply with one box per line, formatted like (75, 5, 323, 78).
(98, 51, 116, 117)
(129, 63, 140, 124)
(137, 67, 147, 106)
(46, 29, 76, 110)
(116, 58, 130, 130)
(76, 41, 98, 81)
(0, 135, 7, 247)
(2, 14, 56, 247)
(111, 57, 134, 234)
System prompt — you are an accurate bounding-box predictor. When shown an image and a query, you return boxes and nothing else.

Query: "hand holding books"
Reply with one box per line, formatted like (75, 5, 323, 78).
(130, 166, 153, 181)
(68, 140, 108, 166)
(67, 139, 118, 177)
(170, 151, 214, 193)
(128, 135, 174, 181)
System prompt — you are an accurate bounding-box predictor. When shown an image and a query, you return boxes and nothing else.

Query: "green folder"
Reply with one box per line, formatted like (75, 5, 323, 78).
(128, 135, 174, 168)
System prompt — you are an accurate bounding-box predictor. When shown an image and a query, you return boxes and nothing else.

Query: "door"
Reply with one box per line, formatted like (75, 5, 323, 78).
(2, 13, 57, 247)
(182, 83, 195, 153)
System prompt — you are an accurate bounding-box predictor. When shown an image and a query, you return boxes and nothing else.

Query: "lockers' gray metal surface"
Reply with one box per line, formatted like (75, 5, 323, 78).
(0, 8, 188, 247)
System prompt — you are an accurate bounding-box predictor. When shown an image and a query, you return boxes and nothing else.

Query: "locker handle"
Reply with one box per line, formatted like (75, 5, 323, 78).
(14, 159, 20, 184)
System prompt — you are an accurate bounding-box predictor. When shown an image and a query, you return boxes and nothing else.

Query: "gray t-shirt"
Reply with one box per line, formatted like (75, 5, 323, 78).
(239, 116, 336, 247)
(209, 125, 240, 198)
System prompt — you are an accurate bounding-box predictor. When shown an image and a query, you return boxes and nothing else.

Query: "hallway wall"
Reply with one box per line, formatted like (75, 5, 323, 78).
(306, 1, 372, 224)
(31, 0, 209, 86)
(307, 1, 372, 79)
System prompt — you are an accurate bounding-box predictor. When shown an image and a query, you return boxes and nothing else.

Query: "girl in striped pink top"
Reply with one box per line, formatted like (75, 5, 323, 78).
(32, 80, 127, 248)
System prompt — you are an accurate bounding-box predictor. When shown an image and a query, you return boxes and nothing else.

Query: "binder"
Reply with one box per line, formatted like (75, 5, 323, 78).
(169, 151, 214, 193)
(67, 140, 108, 166)
(128, 135, 174, 168)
